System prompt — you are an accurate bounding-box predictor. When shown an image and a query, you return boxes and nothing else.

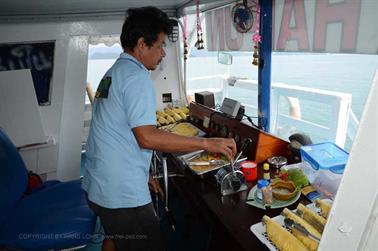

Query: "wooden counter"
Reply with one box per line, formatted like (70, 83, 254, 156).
(168, 157, 309, 251)
(162, 103, 308, 250)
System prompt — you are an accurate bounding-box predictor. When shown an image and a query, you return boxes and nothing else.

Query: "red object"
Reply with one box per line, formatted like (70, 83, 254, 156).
(279, 172, 289, 181)
(241, 161, 257, 181)
(26, 171, 42, 194)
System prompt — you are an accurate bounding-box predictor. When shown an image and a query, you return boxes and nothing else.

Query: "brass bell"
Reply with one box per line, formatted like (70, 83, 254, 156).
(195, 32, 205, 50)
(198, 39, 204, 50)
(252, 45, 259, 66)
(195, 40, 200, 49)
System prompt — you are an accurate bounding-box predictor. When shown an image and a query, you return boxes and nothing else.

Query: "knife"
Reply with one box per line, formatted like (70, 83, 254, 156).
(188, 160, 226, 166)
(283, 218, 320, 242)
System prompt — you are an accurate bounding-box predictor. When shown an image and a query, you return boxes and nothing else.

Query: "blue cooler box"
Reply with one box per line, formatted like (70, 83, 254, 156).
(300, 142, 349, 199)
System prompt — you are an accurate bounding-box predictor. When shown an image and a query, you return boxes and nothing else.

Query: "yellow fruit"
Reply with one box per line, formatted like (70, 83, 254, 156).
(165, 115, 175, 124)
(178, 112, 187, 120)
(262, 215, 309, 251)
(173, 113, 182, 122)
(164, 108, 176, 116)
(282, 208, 322, 240)
(297, 203, 326, 233)
(315, 199, 331, 219)
(156, 110, 169, 118)
(157, 116, 168, 125)
(170, 122, 198, 136)
(290, 228, 319, 251)
(180, 107, 189, 113)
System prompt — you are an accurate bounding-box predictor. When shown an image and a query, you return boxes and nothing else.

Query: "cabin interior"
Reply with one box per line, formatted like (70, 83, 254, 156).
(0, 0, 377, 250)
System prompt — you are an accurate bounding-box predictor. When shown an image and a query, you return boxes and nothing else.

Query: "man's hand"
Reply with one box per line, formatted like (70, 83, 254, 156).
(148, 175, 164, 200)
(204, 138, 237, 161)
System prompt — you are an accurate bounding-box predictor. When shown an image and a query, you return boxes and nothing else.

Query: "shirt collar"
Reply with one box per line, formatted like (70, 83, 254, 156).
(119, 52, 148, 72)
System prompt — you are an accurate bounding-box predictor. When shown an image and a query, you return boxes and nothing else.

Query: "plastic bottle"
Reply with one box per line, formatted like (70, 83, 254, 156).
(256, 179, 270, 200)
(263, 163, 270, 181)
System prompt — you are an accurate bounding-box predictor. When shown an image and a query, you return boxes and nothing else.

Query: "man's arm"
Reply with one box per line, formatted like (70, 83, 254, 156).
(132, 125, 237, 160)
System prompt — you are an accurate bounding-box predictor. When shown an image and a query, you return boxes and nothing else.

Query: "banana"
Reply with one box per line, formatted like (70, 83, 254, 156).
(262, 215, 309, 251)
(173, 113, 183, 122)
(156, 110, 169, 118)
(315, 199, 331, 219)
(165, 115, 175, 124)
(282, 208, 322, 240)
(164, 108, 176, 117)
(180, 106, 189, 113)
(178, 112, 187, 120)
(297, 203, 326, 233)
(157, 115, 168, 125)
(156, 121, 161, 127)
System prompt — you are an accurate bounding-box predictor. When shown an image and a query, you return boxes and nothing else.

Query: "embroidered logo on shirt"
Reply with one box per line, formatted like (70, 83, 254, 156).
(95, 77, 112, 99)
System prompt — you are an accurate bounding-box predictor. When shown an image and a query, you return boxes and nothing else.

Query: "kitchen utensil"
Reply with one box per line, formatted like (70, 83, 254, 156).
(188, 159, 226, 166)
(218, 138, 252, 196)
(283, 218, 320, 242)
(162, 156, 176, 231)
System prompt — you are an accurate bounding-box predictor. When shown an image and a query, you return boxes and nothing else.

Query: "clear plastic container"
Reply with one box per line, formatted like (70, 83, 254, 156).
(300, 142, 349, 198)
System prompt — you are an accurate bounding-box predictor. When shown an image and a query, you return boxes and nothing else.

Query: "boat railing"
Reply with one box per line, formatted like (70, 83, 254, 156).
(187, 76, 358, 149)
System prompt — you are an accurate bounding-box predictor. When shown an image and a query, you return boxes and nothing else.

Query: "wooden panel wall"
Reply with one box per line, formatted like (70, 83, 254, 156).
(189, 102, 290, 163)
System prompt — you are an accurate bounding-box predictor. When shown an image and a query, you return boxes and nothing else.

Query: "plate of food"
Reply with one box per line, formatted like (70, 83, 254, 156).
(250, 199, 332, 251)
(160, 122, 206, 137)
(178, 150, 231, 175)
(246, 180, 301, 209)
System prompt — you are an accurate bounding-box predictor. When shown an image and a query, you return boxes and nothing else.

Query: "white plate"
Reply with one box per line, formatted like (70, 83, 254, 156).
(246, 185, 301, 209)
(250, 200, 331, 251)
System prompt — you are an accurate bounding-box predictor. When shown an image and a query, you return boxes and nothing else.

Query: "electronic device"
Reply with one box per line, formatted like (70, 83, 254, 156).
(194, 91, 215, 108)
(220, 97, 241, 117)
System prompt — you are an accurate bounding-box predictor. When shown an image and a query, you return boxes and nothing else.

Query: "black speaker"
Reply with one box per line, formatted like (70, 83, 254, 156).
(194, 91, 215, 108)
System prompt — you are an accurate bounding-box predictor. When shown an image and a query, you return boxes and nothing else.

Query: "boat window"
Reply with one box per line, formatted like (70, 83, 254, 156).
(270, 0, 378, 151)
(185, 1, 377, 151)
(183, 10, 259, 126)
(86, 41, 122, 104)
(0, 41, 55, 105)
(83, 39, 122, 146)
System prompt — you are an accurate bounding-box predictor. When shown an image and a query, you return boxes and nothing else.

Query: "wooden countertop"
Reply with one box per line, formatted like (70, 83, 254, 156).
(168, 157, 309, 251)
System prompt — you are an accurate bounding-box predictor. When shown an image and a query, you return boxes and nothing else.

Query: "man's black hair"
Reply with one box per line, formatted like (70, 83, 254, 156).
(120, 6, 172, 50)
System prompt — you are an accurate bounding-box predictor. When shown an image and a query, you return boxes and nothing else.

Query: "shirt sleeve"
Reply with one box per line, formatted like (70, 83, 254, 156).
(122, 73, 157, 129)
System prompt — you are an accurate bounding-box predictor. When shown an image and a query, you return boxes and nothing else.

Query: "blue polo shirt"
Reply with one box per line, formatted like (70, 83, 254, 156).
(82, 53, 156, 209)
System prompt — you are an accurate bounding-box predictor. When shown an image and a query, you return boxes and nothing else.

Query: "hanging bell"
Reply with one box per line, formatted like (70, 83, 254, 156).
(198, 39, 204, 50)
(195, 32, 205, 50)
(198, 33, 205, 50)
(195, 40, 200, 49)
(252, 57, 258, 66)
(252, 45, 259, 66)
(184, 42, 188, 59)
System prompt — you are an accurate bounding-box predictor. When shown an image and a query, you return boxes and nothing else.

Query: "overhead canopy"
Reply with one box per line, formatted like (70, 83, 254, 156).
(0, 0, 235, 20)
(205, 0, 378, 54)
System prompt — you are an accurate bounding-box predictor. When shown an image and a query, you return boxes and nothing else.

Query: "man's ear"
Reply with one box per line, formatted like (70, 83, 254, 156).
(136, 37, 146, 51)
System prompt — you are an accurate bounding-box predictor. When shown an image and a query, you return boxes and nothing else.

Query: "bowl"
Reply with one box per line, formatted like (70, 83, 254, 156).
(271, 180, 298, 201)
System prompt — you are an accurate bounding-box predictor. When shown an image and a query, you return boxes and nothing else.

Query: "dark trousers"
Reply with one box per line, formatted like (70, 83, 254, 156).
(86, 197, 165, 251)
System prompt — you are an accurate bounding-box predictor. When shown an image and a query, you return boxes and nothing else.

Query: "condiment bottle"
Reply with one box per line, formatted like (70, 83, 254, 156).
(256, 179, 270, 200)
(263, 163, 270, 181)
(262, 185, 273, 209)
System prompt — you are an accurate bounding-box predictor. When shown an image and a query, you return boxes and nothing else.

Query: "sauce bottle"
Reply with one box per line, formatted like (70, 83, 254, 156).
(263, 163, 270, 181)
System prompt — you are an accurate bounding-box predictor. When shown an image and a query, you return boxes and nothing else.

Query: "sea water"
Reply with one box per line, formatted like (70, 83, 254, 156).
(87, 52, 378, 149)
